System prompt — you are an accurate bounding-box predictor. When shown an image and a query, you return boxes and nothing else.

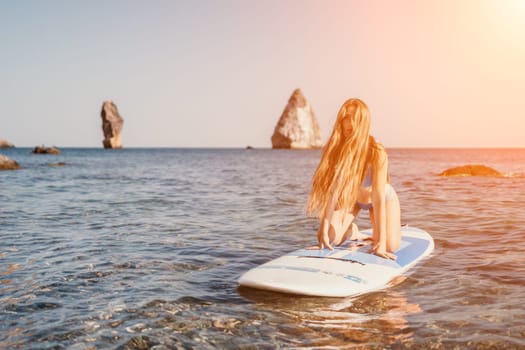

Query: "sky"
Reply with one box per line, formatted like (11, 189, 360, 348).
(1, 0, 524, 148)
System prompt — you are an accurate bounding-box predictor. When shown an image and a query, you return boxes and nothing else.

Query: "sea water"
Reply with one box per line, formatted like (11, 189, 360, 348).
(1, 148, 524, 349)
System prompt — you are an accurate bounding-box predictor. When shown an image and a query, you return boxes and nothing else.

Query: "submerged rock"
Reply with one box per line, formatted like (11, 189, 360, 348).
(0, 154, 20, 170)
(271, 89, 322, 149)
(32, 145, 61, 155)
(123, 336, 155, 349)
(439, 164, 503, 177)
(212, 317, 241, 330)
(0, 139, 14, 148)
(101, 100, 124, 149)
(48, 162, 66, 167)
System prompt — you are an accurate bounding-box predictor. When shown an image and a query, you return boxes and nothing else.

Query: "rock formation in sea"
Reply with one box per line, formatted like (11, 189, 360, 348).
(101, 100, 124, 149)
(271, 89, 323, 149)
(0, 139, 14, 148)
(0, 154, 20, 170)
(32, 145, 61, 155)
(439, 164, 503, 177)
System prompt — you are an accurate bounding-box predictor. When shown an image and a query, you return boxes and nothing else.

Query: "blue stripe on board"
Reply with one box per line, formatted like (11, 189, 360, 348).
(257, 265, 365, 284)
(260, 265, 319, 273)
(344, 274, 364, 283)
(292, 249, 336, 258)
(341, 251, 400, 268)
(291, 236, 430, 269)
(395, 236, 431, 267)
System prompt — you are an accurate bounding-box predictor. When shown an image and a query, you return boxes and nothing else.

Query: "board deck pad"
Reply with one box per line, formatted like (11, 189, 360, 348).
(238, 226, 434, 297)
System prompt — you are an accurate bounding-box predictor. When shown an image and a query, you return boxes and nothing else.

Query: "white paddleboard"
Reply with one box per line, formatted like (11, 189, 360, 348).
(238, 226, 434, 297)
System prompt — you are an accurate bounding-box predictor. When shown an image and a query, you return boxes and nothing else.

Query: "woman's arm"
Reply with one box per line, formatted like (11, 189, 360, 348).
(318, 193, 336, 250)
(371, 146, 395, 259)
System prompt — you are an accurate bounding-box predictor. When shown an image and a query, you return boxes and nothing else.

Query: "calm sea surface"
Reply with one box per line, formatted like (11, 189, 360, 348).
(1, 148, 524, 349)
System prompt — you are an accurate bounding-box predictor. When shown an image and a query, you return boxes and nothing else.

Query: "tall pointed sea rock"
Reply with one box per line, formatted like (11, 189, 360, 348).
(271, 89, 322, 149)
(101, 100, 124, 149)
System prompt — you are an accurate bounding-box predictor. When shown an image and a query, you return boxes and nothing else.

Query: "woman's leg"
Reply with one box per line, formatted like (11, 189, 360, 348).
(306, 207, 358, 250)
(369, 187, 401, 253)
(328, 207, 357, 246)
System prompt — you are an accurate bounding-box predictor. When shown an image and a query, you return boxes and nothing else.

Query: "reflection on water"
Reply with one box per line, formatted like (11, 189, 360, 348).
(239, 280, 421, 349)
(1, 148, 525, 348)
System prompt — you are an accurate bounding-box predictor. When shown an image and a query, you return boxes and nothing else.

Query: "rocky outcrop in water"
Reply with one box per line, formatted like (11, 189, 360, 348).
(32, 146, 61, 155)
(439, 164, 503, 177)
(101, 100, 124, 149)
(0, 139, 14, 148)
(271, 89, 322, 149)
(0, 154, 20, 170)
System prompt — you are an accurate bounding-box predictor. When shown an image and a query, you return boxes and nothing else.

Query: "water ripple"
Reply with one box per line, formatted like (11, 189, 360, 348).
(1, 148, 525, 348)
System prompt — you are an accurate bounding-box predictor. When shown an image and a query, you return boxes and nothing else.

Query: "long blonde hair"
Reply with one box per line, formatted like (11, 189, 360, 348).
(307, 98, 379, 218)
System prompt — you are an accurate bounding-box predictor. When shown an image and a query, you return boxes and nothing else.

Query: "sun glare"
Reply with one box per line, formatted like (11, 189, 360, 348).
(512, 0, 525, 14)
(495, 0, 525, 20)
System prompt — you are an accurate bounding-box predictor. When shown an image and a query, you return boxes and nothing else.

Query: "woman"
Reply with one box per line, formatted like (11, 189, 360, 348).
(307, 98, 401, 260)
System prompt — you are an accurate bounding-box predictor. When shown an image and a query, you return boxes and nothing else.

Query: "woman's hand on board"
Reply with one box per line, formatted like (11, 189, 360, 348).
(370, 242, 397, 260)
(305, 225, 334, 250)
(317, 225, 334, 250)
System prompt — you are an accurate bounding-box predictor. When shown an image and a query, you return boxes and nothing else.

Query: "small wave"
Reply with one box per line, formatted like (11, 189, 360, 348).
(503, 172, 525, 178)
(5, 301, 62, 313)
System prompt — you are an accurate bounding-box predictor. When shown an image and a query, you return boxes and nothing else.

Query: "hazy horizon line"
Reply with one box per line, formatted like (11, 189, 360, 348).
(3, 146, 525, 150)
